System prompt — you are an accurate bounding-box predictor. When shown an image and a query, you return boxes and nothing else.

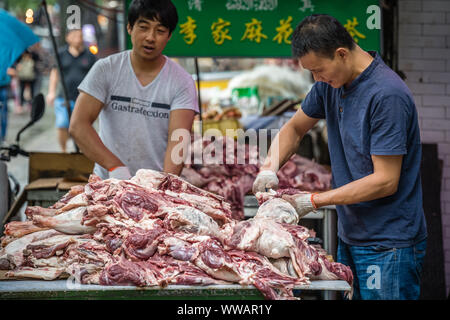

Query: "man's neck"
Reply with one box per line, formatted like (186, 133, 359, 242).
(130, 50, 165, 73)
(68, 45, 83, 57)
(345, 47, 374, 88)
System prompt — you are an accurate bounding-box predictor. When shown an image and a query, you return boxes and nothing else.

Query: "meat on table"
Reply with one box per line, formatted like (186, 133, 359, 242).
(0, 169, 352, 300)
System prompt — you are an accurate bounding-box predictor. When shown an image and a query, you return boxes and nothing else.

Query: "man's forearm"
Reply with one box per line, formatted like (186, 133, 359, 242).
(70, 123, 123, 171)
(48, 69, 58, 94)
(313, 173, 398, 208)
(163, 140, 185, 176)
(261, 124, 303, 172)
(7, 68, 16, 77)
(163, 109, 195, 176)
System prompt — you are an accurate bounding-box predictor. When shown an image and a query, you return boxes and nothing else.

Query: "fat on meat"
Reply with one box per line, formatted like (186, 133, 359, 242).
(32, 207, 96, 235)
(255, 198, 299, 225)
(225, 218, 305, 279)
(163, 206, 225, 241)
(5, 267, 66, 280)
(0, 230, 62, 269)
(4, 221, 48, 238)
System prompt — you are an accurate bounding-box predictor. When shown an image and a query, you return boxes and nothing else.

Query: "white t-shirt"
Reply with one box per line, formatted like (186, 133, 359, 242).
(78, 50, 198, 179)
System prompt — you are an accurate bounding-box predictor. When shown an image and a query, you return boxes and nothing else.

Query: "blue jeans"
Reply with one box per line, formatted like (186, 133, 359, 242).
(337, 237, 426, 300)
(54, 97, 75, 129)
(0, 87, 8, 142)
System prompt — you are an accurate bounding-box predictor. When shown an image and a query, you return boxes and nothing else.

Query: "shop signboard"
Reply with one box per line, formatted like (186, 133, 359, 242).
(125, 0, 381, 57)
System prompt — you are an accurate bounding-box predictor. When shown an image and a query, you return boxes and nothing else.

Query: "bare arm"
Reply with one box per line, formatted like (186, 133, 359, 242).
(46, 68, 59, 106)
(261, 108, 319, 171)
(6, 68, 16, 77)
(68, 91, 123, 170)
(163, 109, 196, 176)
(314, 154, 403, 207)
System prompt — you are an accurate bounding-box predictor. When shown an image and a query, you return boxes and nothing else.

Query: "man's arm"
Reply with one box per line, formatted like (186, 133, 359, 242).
(46, 68, 58, 106)
(163, 109, 196, 176)
(313, 154, 403, 207)
(261, 108, 319, 171)
(69, 91, 124, 171)
(7, 67, 17, 77)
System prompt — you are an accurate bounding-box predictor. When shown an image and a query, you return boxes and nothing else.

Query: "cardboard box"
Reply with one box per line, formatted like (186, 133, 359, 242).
(23, 152, 94, 207)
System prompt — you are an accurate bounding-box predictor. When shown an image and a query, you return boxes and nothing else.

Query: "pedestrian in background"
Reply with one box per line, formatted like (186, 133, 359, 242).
(0, 68, 16, 144)
(46, 28, 96, 153)
(16, 50, 39, 112)
(29, 42, 52, 97)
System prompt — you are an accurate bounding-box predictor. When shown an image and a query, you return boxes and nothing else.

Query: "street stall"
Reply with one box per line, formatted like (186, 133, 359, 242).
(0, 0, 381, 300)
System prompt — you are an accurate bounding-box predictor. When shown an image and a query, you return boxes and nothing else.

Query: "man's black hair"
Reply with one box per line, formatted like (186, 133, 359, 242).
(291, 14, 355, 59)
(128, 0, 178, 34)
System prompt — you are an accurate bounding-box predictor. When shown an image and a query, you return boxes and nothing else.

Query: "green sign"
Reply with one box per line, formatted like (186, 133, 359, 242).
(125, 0, 381, 57)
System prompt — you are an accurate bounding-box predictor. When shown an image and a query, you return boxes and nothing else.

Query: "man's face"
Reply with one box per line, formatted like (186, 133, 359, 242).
(127, 17, 171, 61)
(299, 50, 350, 88)
(66, 30, 84, 49)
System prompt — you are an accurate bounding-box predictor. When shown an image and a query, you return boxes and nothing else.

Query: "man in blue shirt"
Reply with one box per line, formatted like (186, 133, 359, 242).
(252, 14, 427, 300)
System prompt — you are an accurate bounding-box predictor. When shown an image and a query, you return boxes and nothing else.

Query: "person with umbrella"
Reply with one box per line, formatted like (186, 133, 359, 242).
(0, 9, 39, 143)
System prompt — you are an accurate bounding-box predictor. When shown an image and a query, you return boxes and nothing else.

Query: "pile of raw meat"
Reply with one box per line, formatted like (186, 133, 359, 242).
(181, 136, 332, 220)
(0, 170, 352, 300)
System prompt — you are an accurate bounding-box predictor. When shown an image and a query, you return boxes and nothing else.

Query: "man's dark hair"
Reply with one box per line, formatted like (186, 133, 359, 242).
(128, 0, 178, 34)
(291, 14, 355, 59)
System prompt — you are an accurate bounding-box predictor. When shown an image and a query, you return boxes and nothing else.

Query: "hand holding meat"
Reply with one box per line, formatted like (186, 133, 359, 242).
(252, 170, 279, 194)
(109, 166, 131, 180)
(281, 193, 316, 219)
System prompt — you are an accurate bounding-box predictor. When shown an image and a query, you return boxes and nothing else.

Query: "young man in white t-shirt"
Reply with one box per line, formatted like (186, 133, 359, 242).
(69, 0, 198, 180)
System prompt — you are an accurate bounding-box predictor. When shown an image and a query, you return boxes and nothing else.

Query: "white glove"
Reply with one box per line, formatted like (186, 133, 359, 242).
(252, 170, 279, 194)
(109, 166, 132, 180)
(282, 193, 317, 219)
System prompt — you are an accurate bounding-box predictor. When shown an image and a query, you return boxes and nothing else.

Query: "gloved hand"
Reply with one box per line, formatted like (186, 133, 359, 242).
(252, 170, 279, 194)
(109, 166, 132, 180)
(281, 193, 318, 219)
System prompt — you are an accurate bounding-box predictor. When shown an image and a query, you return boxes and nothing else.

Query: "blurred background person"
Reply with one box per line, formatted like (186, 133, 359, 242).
(0, 68, 16, 144)
(15, 50, 39, 113)
(46, 28, 96, 153)
(29, 42, 52, 97)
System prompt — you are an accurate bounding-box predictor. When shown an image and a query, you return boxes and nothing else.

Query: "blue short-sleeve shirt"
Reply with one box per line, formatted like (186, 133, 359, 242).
(301, 51, 427, 248)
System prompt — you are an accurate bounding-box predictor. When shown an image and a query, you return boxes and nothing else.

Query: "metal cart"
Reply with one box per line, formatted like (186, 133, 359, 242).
(0, 280, 350, 300)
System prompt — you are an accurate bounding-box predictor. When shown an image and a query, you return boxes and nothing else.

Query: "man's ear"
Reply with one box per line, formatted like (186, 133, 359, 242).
(127, 23, 132, 35)
(335, 47, 349, 60)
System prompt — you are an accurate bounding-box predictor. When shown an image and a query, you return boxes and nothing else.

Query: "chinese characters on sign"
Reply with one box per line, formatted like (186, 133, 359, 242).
(241, 18, 267, 43)
(273, 16, 293, 44)
(344, 17, 366, 43)
(226, 0, 278, 11)
(180, 16, 296, 46)
(298, 0, 314, 12)
(188, 0, 203, 11)
(211, 18, 232, 45)
(180, 16, 197, 45)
